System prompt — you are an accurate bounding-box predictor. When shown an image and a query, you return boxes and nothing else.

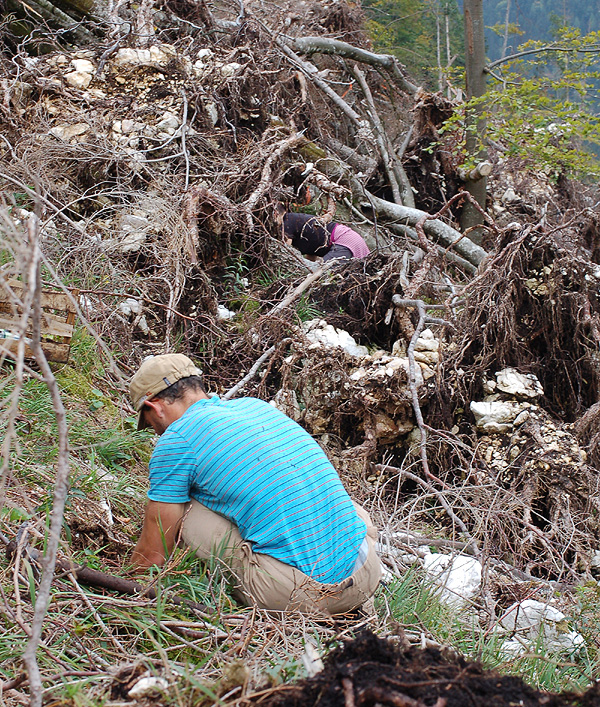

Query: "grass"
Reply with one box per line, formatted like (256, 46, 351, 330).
(1, 327, 599, 703)
(378, 567, 600, 694)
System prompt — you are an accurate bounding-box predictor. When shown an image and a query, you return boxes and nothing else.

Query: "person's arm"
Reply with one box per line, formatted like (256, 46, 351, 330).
(131, 500, 186, 570)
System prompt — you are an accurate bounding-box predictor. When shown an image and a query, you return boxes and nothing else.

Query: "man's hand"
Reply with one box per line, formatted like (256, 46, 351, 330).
(131, 500, 186, 571)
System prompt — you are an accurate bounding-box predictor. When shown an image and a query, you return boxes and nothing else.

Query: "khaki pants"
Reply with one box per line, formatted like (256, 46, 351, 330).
(181, 500, 382, 615)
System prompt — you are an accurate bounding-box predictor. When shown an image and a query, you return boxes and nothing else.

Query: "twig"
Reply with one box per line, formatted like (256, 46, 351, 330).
(21, 212, 69, 707)
(357, 686, 426, 707)
(277, 42, 370, 130)
(341, 677, 355, 707)
(391, 297, 453, 489)
(351, 64, 414, 208)
(376, 462, 480, 557)
(223, 338, 292, 400)
(270, 261, 335, 315)
(67, 572, 128, 654)
(243, 133, 307, 228)
(180, 88, 191, 193)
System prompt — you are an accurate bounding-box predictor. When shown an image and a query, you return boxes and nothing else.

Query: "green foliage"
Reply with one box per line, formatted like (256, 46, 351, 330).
(255, 266, 294, 289)
(442, 28, 600, 179)
(223, 254, 250, 297)
(295, 294, 323, 322)
(363, 0, 464, 86)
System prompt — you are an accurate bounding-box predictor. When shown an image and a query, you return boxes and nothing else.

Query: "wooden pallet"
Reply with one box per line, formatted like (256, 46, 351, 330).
(0, 279, 79, 364)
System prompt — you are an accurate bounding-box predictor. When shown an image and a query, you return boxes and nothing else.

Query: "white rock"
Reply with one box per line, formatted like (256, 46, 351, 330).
(85, 88, 107, 99)
(499, 600, 585, 656)
(303, 321, 368, 357)
(204, 101, 219, 126)
(419, 362, 436, 380)
(117, 298, 141, 317)
(301, 642, 324, 677)
(495, 368, 544, 399)
(115, 48, 149, 65)
(64, 71, 92, 89)
(127, 676, 169, 699)
(414, 350, 439, 366)
(414, 329, 439, 352)
(120, 211, 149, 230)
(49, 123, 89, 141)
(415, 337, 439, 353)
(115, 46, 178, 66)
(470, 401, 530, 433)
(150, 45, 177, 63)
(71, 58, 95, 73)
(121, 119, 136, 134)
(502, 187, 519, 203)
(119, 232, 146, 253)
(391, 339, 406, 357)
(220, 62, 242, 77)
(422, 554, 482, 608)
(197, 48, 214, 60)
(155, 111, 179, 134)
(137, 314, 149, 335)
(217, 305, 236, 320)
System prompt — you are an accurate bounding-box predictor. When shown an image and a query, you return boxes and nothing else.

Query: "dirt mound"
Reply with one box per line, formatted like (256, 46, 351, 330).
(256, 631, 600, 707)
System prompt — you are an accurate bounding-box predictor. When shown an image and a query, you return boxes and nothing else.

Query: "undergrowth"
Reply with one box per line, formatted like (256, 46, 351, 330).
(378, 568, 600, 694)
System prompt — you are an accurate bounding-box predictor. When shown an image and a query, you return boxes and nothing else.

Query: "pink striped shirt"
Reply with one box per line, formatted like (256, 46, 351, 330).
(331, 224, 370, 258)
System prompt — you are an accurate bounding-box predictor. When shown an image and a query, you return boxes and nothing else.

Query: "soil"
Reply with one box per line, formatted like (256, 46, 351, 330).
(255, 631, 600, 707)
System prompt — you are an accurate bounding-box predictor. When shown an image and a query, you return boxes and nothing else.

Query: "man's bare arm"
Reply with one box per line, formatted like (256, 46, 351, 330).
(131, 500, 186, 570)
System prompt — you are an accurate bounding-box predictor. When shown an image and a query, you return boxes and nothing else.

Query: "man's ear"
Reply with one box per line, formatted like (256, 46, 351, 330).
(144, 398, 166, 418)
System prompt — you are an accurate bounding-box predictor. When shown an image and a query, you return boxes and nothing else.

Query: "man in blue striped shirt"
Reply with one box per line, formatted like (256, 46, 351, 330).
(129, 353, 381, 614)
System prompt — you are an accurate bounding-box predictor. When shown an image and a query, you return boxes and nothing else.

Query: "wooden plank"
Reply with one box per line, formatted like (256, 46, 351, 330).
(0, 316, 73, 339)
(0, 337, 71, 364)
(0, 280, 77, 361)
(1, 279, 77, 313)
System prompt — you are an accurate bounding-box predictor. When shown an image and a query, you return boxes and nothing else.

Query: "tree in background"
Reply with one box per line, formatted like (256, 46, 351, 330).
(363, 0, 464, 89)
(444, 25, 600, 183)
(460, 0, 488, 233)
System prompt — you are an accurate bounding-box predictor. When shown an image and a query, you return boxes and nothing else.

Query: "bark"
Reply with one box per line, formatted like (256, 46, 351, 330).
(321, 136, 378, 180)
(6, 0, 96, 42)
(461, 0, 488, 237)
(287, 36, 419, 96)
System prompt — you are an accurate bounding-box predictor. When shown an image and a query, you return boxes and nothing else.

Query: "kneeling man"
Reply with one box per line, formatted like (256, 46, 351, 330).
(129, 354, 381, 615)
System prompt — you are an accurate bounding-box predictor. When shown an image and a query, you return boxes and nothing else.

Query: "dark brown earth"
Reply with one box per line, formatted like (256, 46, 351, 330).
(255, 631, 600, 707)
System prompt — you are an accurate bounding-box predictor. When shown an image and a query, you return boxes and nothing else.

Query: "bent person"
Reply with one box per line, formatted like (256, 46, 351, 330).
(129, 354, 382, 615)
(275, 206, 370, 262)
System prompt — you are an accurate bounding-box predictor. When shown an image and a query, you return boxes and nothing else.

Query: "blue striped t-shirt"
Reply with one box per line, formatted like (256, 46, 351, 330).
(147, 396, 366, 584)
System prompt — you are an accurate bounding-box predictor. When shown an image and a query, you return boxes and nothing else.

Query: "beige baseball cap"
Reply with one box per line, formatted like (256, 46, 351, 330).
(129, 353, 202, 430)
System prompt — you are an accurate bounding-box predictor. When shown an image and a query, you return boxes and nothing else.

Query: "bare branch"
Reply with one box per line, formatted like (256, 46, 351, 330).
(287, 36, 419, 95)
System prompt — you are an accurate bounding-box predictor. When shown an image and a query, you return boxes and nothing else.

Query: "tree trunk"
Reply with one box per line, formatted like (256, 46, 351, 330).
(461, 0, 488, 239)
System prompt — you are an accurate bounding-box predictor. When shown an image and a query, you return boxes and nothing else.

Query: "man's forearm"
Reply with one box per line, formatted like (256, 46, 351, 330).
(130, 500, 185, 571)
